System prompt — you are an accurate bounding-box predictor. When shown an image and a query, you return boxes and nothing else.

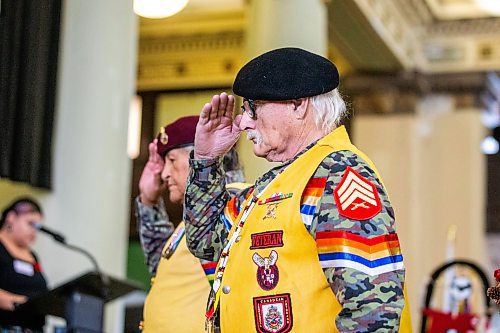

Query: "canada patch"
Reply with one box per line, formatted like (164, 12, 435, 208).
(333, 166, 382, 220)
(253, 293, 293, 333)
(253, 251, 279, 290)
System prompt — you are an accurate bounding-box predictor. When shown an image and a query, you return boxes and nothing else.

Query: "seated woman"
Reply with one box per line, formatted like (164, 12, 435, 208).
(0, 197, 48, 332)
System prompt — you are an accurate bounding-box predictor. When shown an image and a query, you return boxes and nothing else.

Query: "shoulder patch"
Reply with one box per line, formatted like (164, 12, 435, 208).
(333, 166, 381, 220)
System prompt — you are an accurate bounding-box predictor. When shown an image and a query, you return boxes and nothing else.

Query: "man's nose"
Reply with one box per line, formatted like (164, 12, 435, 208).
(161, 164, 171, 180)
(239, 113, 255, 131)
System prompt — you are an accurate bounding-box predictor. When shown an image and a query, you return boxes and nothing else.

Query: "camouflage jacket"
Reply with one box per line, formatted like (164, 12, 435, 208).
(135, 169, 246, 275)
(135, 197, 174, 275)
(184, 143, 406, 332)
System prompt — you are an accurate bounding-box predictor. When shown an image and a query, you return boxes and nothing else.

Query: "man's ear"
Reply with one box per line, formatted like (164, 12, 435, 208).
(291, 98, 308, 119)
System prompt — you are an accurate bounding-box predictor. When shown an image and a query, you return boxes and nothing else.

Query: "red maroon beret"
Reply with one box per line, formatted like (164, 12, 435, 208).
(156, 115, 199, 157)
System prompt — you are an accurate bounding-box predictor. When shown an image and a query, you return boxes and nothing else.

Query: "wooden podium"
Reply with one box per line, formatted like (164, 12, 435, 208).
(16, 271, 142, 333)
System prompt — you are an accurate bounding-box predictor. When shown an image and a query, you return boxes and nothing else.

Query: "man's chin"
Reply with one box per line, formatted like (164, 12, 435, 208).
(252, 144, 269, 159)
(168, 192, 183, 205)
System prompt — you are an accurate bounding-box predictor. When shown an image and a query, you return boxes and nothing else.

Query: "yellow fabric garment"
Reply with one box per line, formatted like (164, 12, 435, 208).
(217, 126, 412, 332)
(142, 222, 208, 333)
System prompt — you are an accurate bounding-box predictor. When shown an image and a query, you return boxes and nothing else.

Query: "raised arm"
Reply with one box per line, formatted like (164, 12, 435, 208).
(135, 140, 174, 274)
(184, 93, 243, 261)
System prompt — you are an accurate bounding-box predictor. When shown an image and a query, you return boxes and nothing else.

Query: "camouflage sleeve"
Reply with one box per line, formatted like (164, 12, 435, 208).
(135, 196, 175, 275)
(184, 155, 232, 261)
(312, 151, 406, 332)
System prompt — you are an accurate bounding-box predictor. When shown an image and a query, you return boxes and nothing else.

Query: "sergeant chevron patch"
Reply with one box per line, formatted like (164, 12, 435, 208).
(334, 166, 381, 220)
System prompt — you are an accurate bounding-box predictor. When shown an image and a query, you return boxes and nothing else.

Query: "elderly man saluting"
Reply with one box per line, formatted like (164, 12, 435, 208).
(184, 47, 412, 332)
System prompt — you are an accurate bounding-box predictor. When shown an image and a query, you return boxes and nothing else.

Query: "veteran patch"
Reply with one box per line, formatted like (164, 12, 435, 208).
(253, 250, 279, 290)
(250, 230, 284, 250)
(333, 166, 381, 220)
(253, 293, 293, 333)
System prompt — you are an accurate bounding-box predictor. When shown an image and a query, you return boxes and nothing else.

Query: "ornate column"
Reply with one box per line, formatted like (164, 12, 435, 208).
(247, 0, 328, 57)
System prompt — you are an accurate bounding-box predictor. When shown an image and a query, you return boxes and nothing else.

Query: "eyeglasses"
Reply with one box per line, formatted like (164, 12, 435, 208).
(240, 99, 296, 120)
(240, 98, 257, 120)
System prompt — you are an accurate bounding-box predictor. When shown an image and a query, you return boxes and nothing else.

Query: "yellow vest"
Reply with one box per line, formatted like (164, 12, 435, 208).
(142, 222, 209, 333)
(217, 126, 412, 332)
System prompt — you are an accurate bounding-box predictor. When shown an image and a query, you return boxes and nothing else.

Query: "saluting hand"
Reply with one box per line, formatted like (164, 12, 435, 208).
(138, 139, 167, 206)
(194, 92, 241, 159)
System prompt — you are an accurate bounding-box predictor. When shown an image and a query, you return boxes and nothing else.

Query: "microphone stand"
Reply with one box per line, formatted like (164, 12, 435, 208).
(39, 226, 110, 299)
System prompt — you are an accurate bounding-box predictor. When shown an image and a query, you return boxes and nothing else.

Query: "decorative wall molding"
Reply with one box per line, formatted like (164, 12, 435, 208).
(342, 71, 488, 114)
(346, 0, 500, 72)
(137, 10, 246, 91)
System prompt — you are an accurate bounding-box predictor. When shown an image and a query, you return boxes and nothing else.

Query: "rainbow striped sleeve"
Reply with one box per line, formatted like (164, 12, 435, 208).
(316, 231, 404, 276)
(201, 260, 217, 287)
(221, 196, 240, 231)
(300, 177, 327, 226)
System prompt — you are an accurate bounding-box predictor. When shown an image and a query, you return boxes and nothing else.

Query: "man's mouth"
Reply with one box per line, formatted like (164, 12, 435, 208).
(246, 131, 261, 144)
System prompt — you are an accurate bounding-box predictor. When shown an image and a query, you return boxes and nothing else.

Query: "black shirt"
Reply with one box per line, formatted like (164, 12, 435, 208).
(0, 241, 48, 330)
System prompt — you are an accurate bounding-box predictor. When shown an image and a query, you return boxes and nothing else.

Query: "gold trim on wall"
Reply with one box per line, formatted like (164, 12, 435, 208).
(137, 9, 246, 91)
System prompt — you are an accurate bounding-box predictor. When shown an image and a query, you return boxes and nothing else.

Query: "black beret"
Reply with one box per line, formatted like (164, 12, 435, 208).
(233, 47, 339, 101)
(156, 115, 198, 157)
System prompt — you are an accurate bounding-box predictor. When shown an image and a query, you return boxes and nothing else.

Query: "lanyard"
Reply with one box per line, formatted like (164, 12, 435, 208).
(206, 177, 278, 328)
(162, 224, 186, 259)
(205, 193, 258, 329)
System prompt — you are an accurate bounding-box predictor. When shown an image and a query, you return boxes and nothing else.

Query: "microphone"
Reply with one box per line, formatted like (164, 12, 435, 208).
(36, 224, 102, 276)
(38, 225, 66, 244)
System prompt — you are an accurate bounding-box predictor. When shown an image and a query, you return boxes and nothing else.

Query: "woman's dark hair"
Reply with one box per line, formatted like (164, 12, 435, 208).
(0, 197, 43, 229)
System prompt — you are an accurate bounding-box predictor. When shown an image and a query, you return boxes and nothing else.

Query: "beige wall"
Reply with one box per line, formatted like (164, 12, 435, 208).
(353, 109, 489, 329)
(155, 90, 222, 127)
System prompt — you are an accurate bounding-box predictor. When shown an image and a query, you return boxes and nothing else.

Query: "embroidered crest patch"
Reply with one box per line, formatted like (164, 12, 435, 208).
(253, 293, 293, 333)
(250, 231, 284, 250)
(253, 250, 279, 290)
(333, 166, 382, 220)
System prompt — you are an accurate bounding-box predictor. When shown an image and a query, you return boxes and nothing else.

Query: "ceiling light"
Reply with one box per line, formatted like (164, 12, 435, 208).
(481, 136, 499, 155)
(475, 0, 500, 15)
(134, 0, 189, 19)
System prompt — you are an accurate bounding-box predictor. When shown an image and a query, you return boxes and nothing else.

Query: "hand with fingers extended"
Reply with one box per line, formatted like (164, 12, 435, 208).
(139, 139, 167, 206)
(194, 92, 242, 159)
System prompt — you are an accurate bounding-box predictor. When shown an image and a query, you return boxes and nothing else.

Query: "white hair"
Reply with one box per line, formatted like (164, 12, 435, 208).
(310, 88, 349, 134)
(181, 145, 194, 154)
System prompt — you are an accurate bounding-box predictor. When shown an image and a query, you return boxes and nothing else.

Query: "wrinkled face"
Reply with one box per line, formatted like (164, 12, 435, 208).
(6, 211, 42, 248)
(161, 147, 191, 204)
(239, 100, 295, 162)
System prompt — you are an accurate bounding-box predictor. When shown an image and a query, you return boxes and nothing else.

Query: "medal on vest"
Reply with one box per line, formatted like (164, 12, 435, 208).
(258, 192, 293, 205)
(263, 203, 280, 220)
